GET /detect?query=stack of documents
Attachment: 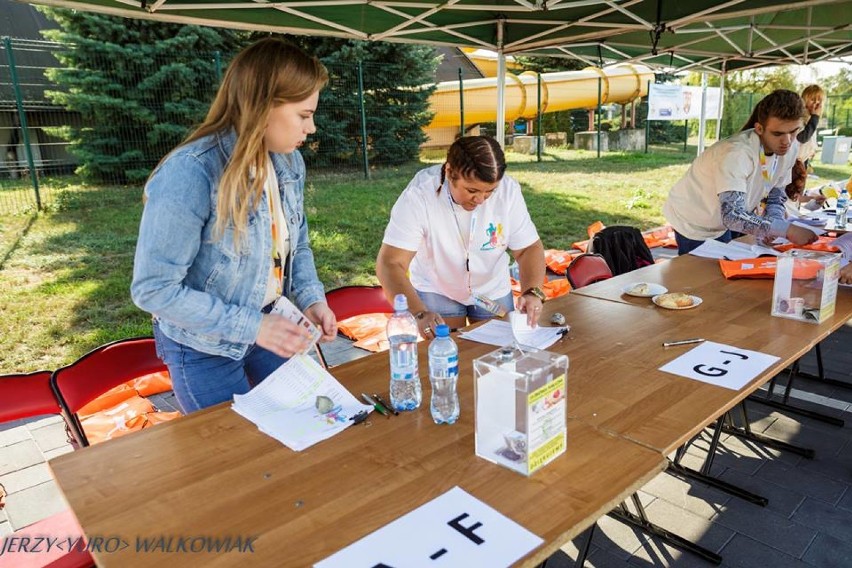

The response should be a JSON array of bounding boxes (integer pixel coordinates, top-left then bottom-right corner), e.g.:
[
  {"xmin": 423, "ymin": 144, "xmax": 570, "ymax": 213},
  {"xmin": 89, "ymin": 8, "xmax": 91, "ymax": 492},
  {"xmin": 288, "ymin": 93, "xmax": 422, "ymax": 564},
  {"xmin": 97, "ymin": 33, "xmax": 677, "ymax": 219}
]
[
  {"xmin": 232, "ymin": 354, "xmax": 372, "ymax": 451},
  {"xmin": 459, "ymin": 320, "xmax": 568, "ymax": 350},
  {"xmin": 689, "ymin": 240, "xmax": 781, "ymax": 260}
]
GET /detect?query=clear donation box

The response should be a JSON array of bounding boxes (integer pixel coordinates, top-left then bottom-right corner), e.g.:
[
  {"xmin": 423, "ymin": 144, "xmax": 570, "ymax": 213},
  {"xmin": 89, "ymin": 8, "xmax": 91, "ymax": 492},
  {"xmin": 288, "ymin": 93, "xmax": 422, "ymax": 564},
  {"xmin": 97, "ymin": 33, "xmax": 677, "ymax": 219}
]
[
  {"xmin": 771, "ymin": 250, "xmax": 840, "ymax": 324},
  {"xmin": 473, "ymin": 345, "xmax": 569, "ymax": 476}
]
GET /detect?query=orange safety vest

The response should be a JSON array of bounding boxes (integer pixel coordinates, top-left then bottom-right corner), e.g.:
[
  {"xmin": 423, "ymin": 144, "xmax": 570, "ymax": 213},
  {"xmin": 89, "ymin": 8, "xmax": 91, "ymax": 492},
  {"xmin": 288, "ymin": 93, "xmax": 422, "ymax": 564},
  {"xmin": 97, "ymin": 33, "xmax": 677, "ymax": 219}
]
[{"xmin": 719, "ymin": 257, "xmax": 824, "ymax": 280}]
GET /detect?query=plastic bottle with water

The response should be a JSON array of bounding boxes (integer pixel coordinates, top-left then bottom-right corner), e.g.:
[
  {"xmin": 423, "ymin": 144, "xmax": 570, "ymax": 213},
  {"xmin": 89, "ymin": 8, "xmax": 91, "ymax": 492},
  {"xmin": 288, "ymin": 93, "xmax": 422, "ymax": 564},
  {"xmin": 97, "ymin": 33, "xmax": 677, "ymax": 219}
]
[
  {"xmin": 428, "ymin": 324, "xmax": 459, "ymax": 425},
  {"xmin": 388, "ymin": 294, "xmax": 421, "ymax": 411},
  {"xmin": 837, "ymin": 188, "xmax": 850, "ymax": 228}
]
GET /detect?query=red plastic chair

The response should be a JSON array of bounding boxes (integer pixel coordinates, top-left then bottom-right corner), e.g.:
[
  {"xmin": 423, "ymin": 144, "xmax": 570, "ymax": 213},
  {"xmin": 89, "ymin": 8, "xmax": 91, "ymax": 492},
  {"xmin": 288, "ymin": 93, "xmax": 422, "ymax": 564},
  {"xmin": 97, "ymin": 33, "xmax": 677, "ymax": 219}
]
[
  {"xmin": 0, "ymin": 372, "xmax": 94, "ymax": 568},
  {"xmin": 325, "ymin": 285, "xmax": 393, "ymax": 321},
  {"xmin": 0, "ymin": 371, "xmax": 59, "ymax": 423},
  {"xmin": 51, "ymin": 337, "xmax": 169, "ymax": 448},
  {"xmin": 316, "ymin": 286, "xmax": 394, "ymax": 366},
  {"xmin": 566, "ymin": 253, "xmax": 614, "ymax": 289}
]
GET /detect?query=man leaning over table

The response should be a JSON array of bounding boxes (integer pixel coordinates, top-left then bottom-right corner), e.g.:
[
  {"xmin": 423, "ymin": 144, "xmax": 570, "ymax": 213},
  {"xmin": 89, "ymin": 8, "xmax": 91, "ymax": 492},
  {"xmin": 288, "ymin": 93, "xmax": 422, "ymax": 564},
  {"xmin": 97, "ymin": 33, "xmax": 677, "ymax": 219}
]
[{"xmin": 664, "ymin": 89, "xmax": 819, "ymax": 255}]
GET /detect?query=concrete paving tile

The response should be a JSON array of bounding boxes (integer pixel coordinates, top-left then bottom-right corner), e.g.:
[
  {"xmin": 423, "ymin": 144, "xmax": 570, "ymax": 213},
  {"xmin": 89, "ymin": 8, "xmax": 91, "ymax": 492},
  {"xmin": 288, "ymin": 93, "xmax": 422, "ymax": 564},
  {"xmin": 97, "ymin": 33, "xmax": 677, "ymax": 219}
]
[
  {"xmin": 791, "ymin": 497, "xmax": 852, "ymax": 543},
  {"xmin": 586, "ymin": 547, "xmax": 636, "ymax": 568},
  {"xmin": 25, "ymin": 416, "xmax": 63, "ymax": 431},
  {"xmin": 717, "ymin": 468, "xmax": 806, "ymax": 518},
  {"xmin": 795, "ymin": 438, "xmax": 852, "ymax": 484},
  {"xmin": 0, "ymin": 441, "xmax": 44, "ymax": 476},
  {"xmin": 592, "ymin": 514, "xmax": 650, "ymax": 560},
  {"xmin": 642, "ymin": 470, "xmax": 730, "ymax": 520},
  {"xmin": 801, "ymin": 532, "xmax": 852, "ymax": 568},
  {"xmin": 0, "ymin": 463, "xmax": 52, "ymax": 494},
  {"xmin": 836, "ymin": 488, "xmax": 852, "ymax": 513},
  {"xmin": 710, "ymin": 497, "xmax": 816, "ymax": 557},
  {"xmin": 718, "ymin": 534, "xmax": 813, "ymax": 568},
  {"xmin": 0, "ymin": 521, "xmax": 11, "ymax": 538},
  {"xmin": 755, "ymin": 460, "xmax": 847, "ymax": 504},
  {"xmin": 715, "ymin": 433, "xmax": 801, "ymax": 470},
  {"xmin": 643, "ymin": 499, "xmax": 734, "ymax": 552},
  {"xmin": 30, "ymin": 422, "xmax": 69, "ymax": 453},
  {"xmin": 3, "ymin": 481, "xmax": 67, "ymax": 530},
  {"xmin": 761, "ymin": 418, "xmax": 848, "ymax": 458},
  {"xmin": 629, "ymin": 534, "xmax": 730, "ymax": 568},
  {"xmin": 635, "ymin": 490, "xmax": 655, "ymax": 509},
  {"xmin": 0, "ymin": 426, "xmax": 32, "ymax": 448},
  {"xmin": 42, "ymin": 445, "xmax": 74, "ymax": 461}
]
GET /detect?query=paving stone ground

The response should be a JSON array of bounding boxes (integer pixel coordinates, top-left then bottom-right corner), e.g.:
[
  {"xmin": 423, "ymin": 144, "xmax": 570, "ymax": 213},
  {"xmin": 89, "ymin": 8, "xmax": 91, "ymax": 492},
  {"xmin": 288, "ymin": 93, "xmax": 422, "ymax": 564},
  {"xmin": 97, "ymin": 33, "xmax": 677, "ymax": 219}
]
[{"xmin": 2, "ymin": 248, "xmax": 851, "ymax": 566}]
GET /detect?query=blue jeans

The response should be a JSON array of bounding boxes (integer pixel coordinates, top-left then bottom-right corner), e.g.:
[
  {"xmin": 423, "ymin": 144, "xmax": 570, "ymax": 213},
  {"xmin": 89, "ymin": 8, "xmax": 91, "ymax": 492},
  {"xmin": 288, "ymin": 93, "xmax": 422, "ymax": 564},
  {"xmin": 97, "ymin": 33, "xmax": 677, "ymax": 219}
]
[
  {"xmin": 153, "ymin": 321, "xmax": 287, "ymax": 413},
  {"xmin": 416, "ymin": 290, "xmax": 515, "ymax": 321},
  {"xmin": 675, "ymin": 230, "xmax": 733, "ymax": 255}
]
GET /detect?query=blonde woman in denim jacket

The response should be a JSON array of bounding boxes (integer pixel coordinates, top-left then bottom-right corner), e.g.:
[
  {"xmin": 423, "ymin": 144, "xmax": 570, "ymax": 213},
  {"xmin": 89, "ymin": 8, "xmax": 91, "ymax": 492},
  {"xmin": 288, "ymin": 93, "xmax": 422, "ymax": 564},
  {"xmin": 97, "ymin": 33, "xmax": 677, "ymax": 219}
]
[{"xmin": 131, "ymin": 38, "xmax": 336, "ymax": 413}]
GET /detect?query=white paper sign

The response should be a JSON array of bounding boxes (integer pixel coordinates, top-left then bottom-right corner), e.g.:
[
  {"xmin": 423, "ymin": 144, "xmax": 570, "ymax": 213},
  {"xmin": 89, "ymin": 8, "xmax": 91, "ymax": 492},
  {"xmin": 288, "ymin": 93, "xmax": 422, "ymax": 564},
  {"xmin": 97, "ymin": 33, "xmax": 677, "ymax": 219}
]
[
  {"xmin": 648, "ymin": 84, "xmax": 721, "ymax": 120},
  {"xmin": 314, "ymin": 486, "xmax": 543, "ymax": 568},
  {"xmin": 659, "ymin": 341, "xmax": 780, "ymax": 390}
]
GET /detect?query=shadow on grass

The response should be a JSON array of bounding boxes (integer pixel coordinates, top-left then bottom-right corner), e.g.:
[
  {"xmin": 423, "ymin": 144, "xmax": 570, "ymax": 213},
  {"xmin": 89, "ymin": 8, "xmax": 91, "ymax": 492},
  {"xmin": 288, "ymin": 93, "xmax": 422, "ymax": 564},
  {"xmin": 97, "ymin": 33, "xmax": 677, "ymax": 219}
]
[{"xmin": 31, "ymin": 186, "xmax": 153, "ymax": 359}]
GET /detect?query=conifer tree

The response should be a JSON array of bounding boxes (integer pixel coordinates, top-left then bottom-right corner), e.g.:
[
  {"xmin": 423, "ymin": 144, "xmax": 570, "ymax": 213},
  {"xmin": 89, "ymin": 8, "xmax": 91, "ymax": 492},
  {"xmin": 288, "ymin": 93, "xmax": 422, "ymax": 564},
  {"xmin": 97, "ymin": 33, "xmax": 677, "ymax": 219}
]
[{"xmin": 41, "ymin": 9, "xmax": 248, "ymax": 183}]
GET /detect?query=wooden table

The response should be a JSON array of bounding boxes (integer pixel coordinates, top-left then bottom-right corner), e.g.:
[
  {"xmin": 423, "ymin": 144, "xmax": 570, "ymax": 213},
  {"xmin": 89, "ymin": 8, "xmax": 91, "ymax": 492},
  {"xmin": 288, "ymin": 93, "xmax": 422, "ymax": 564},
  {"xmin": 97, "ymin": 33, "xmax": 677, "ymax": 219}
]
[
  {"xmin": 50, "ymin": 252, "xmax": 851, "ymax": 567},
  {"xmin": 50, "ymin": 342, "xmax": 665, "ymax": 568},
  {"xmin": 549, "ymin": 253, "xmax": 852, "ymax": 453}
]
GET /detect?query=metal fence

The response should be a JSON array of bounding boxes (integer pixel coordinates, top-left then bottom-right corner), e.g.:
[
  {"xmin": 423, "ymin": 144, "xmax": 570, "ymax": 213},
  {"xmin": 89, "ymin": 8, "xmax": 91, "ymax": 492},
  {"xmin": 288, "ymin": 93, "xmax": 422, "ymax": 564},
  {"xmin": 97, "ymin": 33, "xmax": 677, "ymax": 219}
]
[
  {"xmin": 0, "ymin": 38, "xmax": 433, "ymax": 214},
  {"xmin": 3, "ymin": 35, "xmax": 851, "ymax": 215}
]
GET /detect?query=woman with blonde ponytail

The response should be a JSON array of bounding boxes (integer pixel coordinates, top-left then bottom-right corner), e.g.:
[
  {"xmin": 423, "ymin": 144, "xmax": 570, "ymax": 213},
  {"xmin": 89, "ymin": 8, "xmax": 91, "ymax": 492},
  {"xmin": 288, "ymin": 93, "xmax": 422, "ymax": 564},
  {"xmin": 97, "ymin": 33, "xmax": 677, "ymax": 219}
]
[{"xmin": 131, "ymin": 38, "xmax": 336, "ymax": 413}]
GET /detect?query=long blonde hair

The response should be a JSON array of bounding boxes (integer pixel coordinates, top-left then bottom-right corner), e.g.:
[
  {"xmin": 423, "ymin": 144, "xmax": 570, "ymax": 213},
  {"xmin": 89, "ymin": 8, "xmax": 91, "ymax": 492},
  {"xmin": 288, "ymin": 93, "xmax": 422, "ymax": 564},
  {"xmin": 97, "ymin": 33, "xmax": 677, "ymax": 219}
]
[{"xmin": 184, "ymin": 38, "xmax": 328, "ymax": 243}]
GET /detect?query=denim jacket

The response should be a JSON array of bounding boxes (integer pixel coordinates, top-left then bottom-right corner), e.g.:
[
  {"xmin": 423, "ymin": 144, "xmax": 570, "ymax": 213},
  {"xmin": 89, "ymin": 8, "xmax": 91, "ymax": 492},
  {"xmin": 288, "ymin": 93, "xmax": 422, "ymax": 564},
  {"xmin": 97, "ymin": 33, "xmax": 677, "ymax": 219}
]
[{"xmin": 131, "ymin": 130, "xmax": 326, "ymax": 359}]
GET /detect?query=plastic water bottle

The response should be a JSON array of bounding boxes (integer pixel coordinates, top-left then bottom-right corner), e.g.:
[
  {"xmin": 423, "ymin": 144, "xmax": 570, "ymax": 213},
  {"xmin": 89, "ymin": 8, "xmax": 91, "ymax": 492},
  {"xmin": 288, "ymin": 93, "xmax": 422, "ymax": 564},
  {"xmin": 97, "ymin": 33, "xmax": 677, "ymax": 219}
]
[
  {"xmin": 388, "ymin": 294, "xmax": 421, "ymax": 411},
  {"xmin": 428, "ymin": 324, "xmax": 459, "ymax": 425},
  {"xmin": 837, "ymin": 188, "xmax": 850, "ymax": 228}
]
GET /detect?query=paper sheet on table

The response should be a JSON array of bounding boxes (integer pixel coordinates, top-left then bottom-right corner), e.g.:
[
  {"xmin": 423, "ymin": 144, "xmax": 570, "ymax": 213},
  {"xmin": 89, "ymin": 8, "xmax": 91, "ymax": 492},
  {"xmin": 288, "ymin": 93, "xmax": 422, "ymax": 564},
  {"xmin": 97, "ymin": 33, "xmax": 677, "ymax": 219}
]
[
  {"xmin": 659, "ymin": 341, "xmax": 780, "ymax": 390},
  {"xmin": 315, "ymin": 486, "xmax": 543, "ymax": 568},
  {"xmin": 790, "ymin": 221, "xmax": 825, "ymax": 236},
  {"xmin": 232, "ymin": 354, "xmax": 372, "ymax": 451},
  {"xmin": 459, "ymin": 320, "xmax": 567, "ymax": 350},
  {"xmin": 689, "ymin": 240, "xmax": 779, "ymax": 260}
]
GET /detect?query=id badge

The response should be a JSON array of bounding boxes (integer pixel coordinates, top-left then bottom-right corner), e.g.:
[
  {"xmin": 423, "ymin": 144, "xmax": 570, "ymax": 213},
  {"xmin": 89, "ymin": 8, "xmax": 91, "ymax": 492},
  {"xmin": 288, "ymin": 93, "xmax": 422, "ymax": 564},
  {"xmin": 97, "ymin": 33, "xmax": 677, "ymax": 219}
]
[{"xmin": 472, "ymin": 293, "xmax": 509, "ymax": 318}]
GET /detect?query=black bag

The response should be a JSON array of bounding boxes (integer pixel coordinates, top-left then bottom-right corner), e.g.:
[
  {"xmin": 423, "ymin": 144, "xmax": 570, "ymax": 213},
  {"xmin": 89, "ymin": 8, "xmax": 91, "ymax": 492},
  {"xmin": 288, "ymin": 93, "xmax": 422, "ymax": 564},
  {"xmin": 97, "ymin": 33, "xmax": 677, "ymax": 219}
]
[{"xmin": 588, "ymin": 225, "xmax": 655, "ymax": 276}]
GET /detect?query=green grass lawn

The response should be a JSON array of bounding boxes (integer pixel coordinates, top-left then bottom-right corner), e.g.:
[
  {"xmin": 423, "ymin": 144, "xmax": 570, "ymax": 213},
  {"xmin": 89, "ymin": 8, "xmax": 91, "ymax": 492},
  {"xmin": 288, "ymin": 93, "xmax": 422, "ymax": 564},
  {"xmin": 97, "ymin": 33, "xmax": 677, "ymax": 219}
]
[{"xmin": 1, "ymin": 148, "xmax": 849, "ymax": 373}]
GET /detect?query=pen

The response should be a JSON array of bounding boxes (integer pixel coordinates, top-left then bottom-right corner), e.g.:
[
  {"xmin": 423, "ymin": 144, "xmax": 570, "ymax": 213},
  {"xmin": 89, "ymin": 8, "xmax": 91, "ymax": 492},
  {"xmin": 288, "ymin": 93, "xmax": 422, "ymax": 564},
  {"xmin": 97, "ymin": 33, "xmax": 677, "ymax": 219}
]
[
  {"xmin": 662, "ymin": 338, "xmax": 705, "ymax": 347},
  {"xmin": 361, "ymin": 393, "xmax": 390, "ymax": 418},
  {"xmin": 373, "ymin": 393, "xmax": 399, "ymax": 416}
]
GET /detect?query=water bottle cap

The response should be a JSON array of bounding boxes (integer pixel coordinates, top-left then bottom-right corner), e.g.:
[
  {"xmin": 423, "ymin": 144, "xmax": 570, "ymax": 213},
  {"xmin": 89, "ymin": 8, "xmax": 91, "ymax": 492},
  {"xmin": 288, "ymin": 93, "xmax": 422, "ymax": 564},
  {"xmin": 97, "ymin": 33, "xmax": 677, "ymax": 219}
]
[
  {"xmin": 435, "ymin": 324, "xmax": 450, "ymax": 337},
  {"xmin": 393, "ymin": 294, "xmax": 408, "ymax": 311}
]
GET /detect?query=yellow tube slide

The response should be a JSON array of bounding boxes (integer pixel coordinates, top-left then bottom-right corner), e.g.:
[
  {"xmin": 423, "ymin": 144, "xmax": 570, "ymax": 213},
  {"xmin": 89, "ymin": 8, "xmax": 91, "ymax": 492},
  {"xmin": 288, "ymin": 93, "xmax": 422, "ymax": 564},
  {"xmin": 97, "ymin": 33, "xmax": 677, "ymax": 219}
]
[{"xmin": 427, "ymin": 65, "xmax": 654, "ymax": 129}]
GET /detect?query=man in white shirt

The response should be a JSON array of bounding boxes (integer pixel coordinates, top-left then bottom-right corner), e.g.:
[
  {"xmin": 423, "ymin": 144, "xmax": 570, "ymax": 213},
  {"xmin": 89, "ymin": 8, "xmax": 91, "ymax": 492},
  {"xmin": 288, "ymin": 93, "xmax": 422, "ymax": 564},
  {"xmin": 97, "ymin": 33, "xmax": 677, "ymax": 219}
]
[{"xmin": 664, "ymin": 89, "xmax": 818, "ymax": 255}]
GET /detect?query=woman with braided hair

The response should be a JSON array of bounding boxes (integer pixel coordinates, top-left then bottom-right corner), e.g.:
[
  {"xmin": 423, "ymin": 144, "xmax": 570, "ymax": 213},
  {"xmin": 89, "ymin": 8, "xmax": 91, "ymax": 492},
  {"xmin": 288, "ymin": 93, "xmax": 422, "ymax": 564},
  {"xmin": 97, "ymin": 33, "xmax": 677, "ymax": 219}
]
[{"xmin": 376, "ymin": 136, "xmax": 546, "ymax": 337}]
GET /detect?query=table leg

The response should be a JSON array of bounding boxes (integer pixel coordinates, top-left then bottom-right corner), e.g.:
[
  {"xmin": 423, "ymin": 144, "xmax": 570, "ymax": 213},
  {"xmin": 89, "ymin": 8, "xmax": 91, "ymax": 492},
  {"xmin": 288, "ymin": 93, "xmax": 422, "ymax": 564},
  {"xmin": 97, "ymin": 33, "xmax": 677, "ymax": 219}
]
[
  {"xmin": 607, "ymin": 494, "xmax": 722, "ymax": 565},
  {"xmin": 722, "ymin": 402, "xmax": 816, "ymax": 459}
]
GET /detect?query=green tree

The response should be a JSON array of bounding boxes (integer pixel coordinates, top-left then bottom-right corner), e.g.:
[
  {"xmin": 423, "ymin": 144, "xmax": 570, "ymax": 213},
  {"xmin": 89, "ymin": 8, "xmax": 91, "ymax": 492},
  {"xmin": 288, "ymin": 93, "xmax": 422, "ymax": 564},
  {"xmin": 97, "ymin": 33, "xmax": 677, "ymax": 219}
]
[
  {"xmin": 513, "ymin": 55, "xmax": 586, "ymax": 74},
  {"xmin": 40, "ymin": 9, "xmax": 248, "ymax": 183},
  {"xmin": 287, "ymin": 37, "xmax": 439, "ymax": 167}
]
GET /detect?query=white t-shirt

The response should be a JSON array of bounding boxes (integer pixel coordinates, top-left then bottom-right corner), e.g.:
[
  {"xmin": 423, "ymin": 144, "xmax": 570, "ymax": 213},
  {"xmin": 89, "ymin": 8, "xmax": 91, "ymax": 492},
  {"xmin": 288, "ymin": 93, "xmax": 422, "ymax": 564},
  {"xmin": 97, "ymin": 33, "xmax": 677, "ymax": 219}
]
[
  {"xmin": 663, "ymin": 129, "xmax": 797, "ymax": 240},
  {"xmin": 382, "ymin": 165, "xmax": 540, "ymax": 304}
]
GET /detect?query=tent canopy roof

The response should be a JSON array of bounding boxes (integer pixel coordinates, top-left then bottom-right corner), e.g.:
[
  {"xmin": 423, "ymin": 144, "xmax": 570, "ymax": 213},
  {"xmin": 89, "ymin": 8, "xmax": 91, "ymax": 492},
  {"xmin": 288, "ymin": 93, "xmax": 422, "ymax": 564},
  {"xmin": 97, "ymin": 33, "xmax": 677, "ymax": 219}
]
[{"xmin": 11, "ymin": 0, "xmax": 852, "ymax": 73}]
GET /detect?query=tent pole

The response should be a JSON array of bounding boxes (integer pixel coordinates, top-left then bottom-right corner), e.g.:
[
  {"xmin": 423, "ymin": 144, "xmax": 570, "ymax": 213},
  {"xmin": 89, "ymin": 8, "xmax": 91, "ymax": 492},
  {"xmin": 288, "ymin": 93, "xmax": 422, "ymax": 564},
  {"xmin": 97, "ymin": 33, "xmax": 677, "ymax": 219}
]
[
  {"xmin": 697, "ymin": 72, "xmax": 708, "ymax": 156},
  {"xmin": 715, "ymin": 62, "xmax": 727, "ymax": 142},
  {"xmin": 496, "ymin": 18, "xmax": 506, "ymax": 148}
]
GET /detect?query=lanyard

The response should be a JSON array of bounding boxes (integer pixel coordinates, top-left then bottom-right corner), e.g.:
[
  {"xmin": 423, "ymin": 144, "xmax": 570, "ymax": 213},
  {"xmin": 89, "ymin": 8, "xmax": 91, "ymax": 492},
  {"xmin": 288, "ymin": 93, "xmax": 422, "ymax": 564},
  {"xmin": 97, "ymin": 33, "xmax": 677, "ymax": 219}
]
[
  {"xmin": 446, "ymin": 181, "xmax": 478, "ymax": 296},
  {"xmin": 265, "ymin": 172, "xmax": 284, "ymax": 296},
  {"xmin": 758, "ymin": 145, "xmax": 778, "ymax": 196}
]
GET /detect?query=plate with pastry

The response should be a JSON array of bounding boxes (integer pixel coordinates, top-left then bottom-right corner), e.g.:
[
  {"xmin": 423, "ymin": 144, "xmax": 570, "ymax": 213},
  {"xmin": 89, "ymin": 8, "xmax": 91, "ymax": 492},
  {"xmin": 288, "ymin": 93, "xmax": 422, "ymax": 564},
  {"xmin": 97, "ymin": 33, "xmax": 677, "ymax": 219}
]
[
  {"xmin": 652, "ymin": 292, "xmax": 702, "ymax": 310},
  {"xmin": 622, "ymin": 282, "xmax": 668, "ymax": 298}
]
